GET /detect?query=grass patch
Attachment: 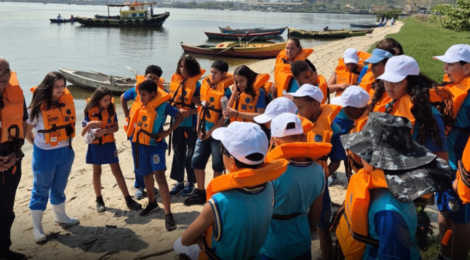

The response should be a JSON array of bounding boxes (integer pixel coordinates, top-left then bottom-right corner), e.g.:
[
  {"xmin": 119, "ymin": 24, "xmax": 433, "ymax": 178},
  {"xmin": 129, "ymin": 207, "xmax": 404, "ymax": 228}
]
[{"xmin": 367, "ymin": 17, "xmax": 470, "ymax": 82}]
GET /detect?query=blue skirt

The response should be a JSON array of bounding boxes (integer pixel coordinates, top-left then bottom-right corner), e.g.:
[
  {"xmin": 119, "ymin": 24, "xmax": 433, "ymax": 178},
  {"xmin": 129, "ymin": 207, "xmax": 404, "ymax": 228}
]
[{"xmin": 86, "ymin": 142, "xmax": 119, "ymax": 165}]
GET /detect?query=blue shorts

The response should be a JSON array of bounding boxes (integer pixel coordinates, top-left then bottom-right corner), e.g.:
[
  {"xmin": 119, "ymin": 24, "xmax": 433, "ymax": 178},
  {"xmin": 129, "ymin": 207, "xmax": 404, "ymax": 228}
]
[
  {"xmin": 436, "ymin": 188, "xmax": 470, "ymax": 224},
  {"xmin": 261, "ymin": 249, "xmax": 311, "ymax": 260},
  {"xmin": 86, "ymin": 142, "xmax": 119, "ymax": 165},
  {"xmin": 191, "ymin": 137, "xmax": 224, "ymax": 172},
  {"xmin": 317, "ymin": 185, "xmax": 331, "ymax": 230},
  {"xmin": 137, "ymin": 144, "xmax": 166, "ymax": 176}
]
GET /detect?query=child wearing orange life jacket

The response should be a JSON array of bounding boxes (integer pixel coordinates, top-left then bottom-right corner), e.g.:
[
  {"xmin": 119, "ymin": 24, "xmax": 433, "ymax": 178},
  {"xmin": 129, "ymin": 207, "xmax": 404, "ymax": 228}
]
[
  {"xmin": 25, "ymin": 72, "xmax": 79, "ymax": 243},
  {"xmin": 330, "ymin": 86, "xmax": 370, "ymax": 182},
  {"xmin": 120, "ymin": 65, "xmax": 163, "ymax": 200},
  {"xmin": 433, "ymin": 44, "xmax": 470, "ymax": 260},
  {"xmin": 224, "ymin": 65, "xmax": 267, "ymax": 123},
  {"xmin": 261, "ymin": 113, "xmax": 328, "ymax": 260},
  {"xmin": 337, "ymin": 112, "xmax": 452, "ymax": 260},
  {"xmin": 168, "ymin": 55, "xmax": 204, "ymax": 198},
  {"xmin": 178, "ymin": 122, "xmax": 288, "ymax": 260},
  {"xmin": 456, "ymin": 138, "xmax": 470, "ymax": 204},
  {"xmin": 290, "ymin": 60, "xmax": 329, "ymax": 104},
  {"xmin": 290, "ymin": 84, "xmax": 346, "ymax": 260},
  {"xmin": 129, "ymin": 80, "xmax": 184, "ymax": 231},
  {"xmin": 272, "ymin": 37, "xmax": 313, "ymax": 98},
  {"xmin": 82, "ymin": 87, "xmax": 141, "ymax": 213},
  {"xmin": 184, "ymin": 61, "xmax": 232, "ymax": 206}
]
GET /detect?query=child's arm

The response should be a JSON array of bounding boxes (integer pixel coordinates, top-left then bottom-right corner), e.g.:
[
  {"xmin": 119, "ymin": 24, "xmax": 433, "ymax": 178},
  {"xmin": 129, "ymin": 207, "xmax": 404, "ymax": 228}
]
[
  {"xmin": 308, "ymin": 193, "xmax": 324, "ymax": 234},
  {"xmin": 157, "ymin": 111, "xmax": 184, "ymax": 140},
  {"xmin": 120, "ymin": 93, "xmax": 130, "ymax": 118},
  {"xmin": 327, "ymin": 73, "xmax": 348, "ymax": 93},
  {"xmin": 81, "ymin": 121, "xmax": 102, "ymax": 137},
  {"xmin": 181, "ymin": 203, "xmax": 215, "ymax": 249},
  {"xmin": 25, "ymin": 123, "xmax": 35, "ymax": 145}
]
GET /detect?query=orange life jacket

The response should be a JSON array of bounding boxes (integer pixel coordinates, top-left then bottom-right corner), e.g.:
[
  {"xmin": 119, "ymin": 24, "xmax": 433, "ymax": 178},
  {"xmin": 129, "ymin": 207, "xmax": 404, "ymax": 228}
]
[
  {"xmin": 456, "ymin": 139, "xmax": 470, "ymax": 204},
  {"xmin": 199, "ymin": 159, "xmax": 289, "ymax": 260},
  {"xmin": 232, "ymin": 73, "xmax": 270, "ymax": 122},
  {"xmin": 86, "ymin": 102, "xmax": 116, "ymax": 145},
  {"xmin": 371, "ymin": 90, "xmax": 392, "ymax": 113},
  {"xmin": 266, "ymin": 142, "xmax": 332, "ymax": 162},
  {"xmin": 359, "ymin": 70, "xmax": 375, "ymax": 94},
  {"xmin": 346, "ymin": 110, "xmax": 369, "ymax": 179},
  {"xmin": 336, "ymin": 168, "xmax": 389, "ymax": 260},
  {"xmin": 444, "ymin": 76, "xmax": 470, "ymax": 120},
  {"xmin": 334, "ymin": 51, "xmax": 371, "ymax": 96},
  {"xmin": 1, "ymin": 71, "xmax": 25, "ymax": 144},
  {"xmin": 273, "ymin": 48, "xmax": 314, "ymax": 98},
  {"xmin": 199, "ymin": 74, "xmax": 233, "ymax": 124},
  {"xmin": 129, "ymin": 88, "xmax": 171, "ymax": 145},
  {"xmin": 124, "ymin": 75, "xmax": 166, "ymax": 133},
  {"xmin": 31, "ymin": 86, "xmax": 76, "ymax": 147},
  {"xmin": 317, "ymin": 75, "xmax": 329, "ymax": 104},
  {"xmin": 306, "ymin": 104, "xmax": 341, "ymax": 177},
  {"xmin": 384, "ymin": 94, "xmax": 416, "ymax": 128},
  {"xmin": 168, "ymin": 69, "xmax": 205, "ymax": 110}
]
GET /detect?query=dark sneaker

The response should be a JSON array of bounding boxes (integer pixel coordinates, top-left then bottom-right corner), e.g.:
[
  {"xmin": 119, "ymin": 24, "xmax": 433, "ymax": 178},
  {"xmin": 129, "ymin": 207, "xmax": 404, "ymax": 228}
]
[
  {"xmin": 96, "ymin": 196, "xmax": 106, "ymax": 213},
  {"xmin": 0, "ymin": 249, "xmax": 26, "ymax": 260},
  {"xmin": 182, "ymin": 182, "xmax": 195, "ymax": 197},
  {"xmin": 139, "ymin": 201, "xmax": 160, "ymax": 217},
  {"xmin": 328, "ymin": 174, "xmax": 338, "ymax": 187},
  {"xmin": 135, "ymin": 187, "xmax": 146, "ymax": 200},
  {"xmin": 125, "ymin": 196, "xmax": 142, "ymax": 210},
  {"xmin": 169, "ymin": 182, "xmax": 184, "ymax": 197},
  {"xmin": 184, "ymin": 189, "xmax": 206, "ymax": 206},
  {"xmin": 165, "ymin": 213, "xmax": 177, "ymax": 231}
]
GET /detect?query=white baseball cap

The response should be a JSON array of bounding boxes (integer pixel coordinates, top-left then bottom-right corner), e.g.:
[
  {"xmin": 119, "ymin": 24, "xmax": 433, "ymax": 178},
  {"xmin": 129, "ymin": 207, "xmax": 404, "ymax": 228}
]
[
  {"xmin": 254, "ymin": 97, "xmax": 297, "ymax": 124},
  {"xmin": 212, "ymin": 122, "xmax": 268, "ymax": 165},
  {"xmin": 343, "ymin": 48, "xmax": 359, "ymax": 64},
  {"xmin": 289, "ymin": 84, "xmax": 324, "ymax": 103},
  {"xmin": 271, "ymin": 113, "xmax": 304, "ymax": 138},
  {"xmin": 331, "ymin": 86, "xmax": 370, "ymax": 108},
  {"xmin": 434, "ymin": 44, "xmax": 470, "ymax": 63},
  {"xmin": 377, "ymin": 55, "xmax": 420, "ymax": 83},
  {"xmin": 173, "ymin": 237, "xmax": 199, "ymax": 260}
]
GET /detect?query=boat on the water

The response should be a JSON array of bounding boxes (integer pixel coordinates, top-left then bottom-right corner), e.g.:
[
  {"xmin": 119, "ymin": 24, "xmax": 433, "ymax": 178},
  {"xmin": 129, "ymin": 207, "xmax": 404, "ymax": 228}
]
[
  {"xmin": 350, "ymin": 23, "xmax": 380, "ymax": 28},
  {"xmin": 218, "ymin": 26, "xmax": 288, "ymax": 36},
  {"xmin": 288, "ymin": 28, "xmax": 350, "ymax": 39},
  {"xmin": 75, "ymin": 2, "xmax": 169, "ymax": 28},
  {"xmin": 181, "ymin": 41, "xmax": 286, "ymax": 59},
  {"xmin": 205, "ymin": 31, "xmax": 278, "ymax": 41},
  {"xmin": 50, "ymin": 18, "xmax": 75, "ymax": 23},
  {"xmin": 349, "ymin": 30, "xmax": 368, "ymax": 37},
  {"xmin": 59, "ymin": 68, "xmax": 136, "ymax": 94}
]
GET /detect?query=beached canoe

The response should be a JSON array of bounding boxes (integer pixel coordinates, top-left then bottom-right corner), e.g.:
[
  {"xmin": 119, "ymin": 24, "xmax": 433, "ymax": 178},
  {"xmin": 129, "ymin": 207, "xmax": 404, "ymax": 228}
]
[
  {"xmin": 204, "ymin": 31, "xmax": 278, "ymax": 41},
  {"xmin": 50, "ymin": 18, "xmax": 75, "ymax": 23},
  {"xmin": 58, "ymin": 68, "xmax": 135, "ymax": 94},
  {"xmin": 219, "ymin": 26, "xmax": 288, "ymax": 36},
  {"xmin": 350, "ymin": 23, "xmax": 380, "ymax": 28},
  {"xmin": 181, "ymin": 41, "xmax": 286, "ymax": 59},
  {"xmin": 349, "ymin": 31, "xmax": 368, "ymax": 37},
  {"xmin": 288, "ymin": 28, "xmax": 350, "ymax": 39}
]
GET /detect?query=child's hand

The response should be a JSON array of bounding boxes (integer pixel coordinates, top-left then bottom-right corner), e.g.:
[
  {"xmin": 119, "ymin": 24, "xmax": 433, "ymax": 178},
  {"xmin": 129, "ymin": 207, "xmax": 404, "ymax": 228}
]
[
  {"xmin": 179, "ymin": 109, "xmax": 189, "ymax": 117},
  {"xmin": 198, "ymin": 130, "xmax": 212, "ymax": 141},
  {"xmin": 223, "ymin": 107, "xmax": 237, "ymax": 119},
  {"xmin": 196, "ymin": 235, "xmax": 206, "ymax": 252},
  {"xmin": 89, "ymin": 121, "xmax": 102, "ymax": 128},
  {"xmin": 191, "ymin": 96, "xmax": 201, "ymax": 106},
  {"xmin": 156, "ymin": 130, "xmax": 171, "ymax": 140},
  {"xmin": 94, "ymin": 129, "xmax": 105, "ymax": 138}
]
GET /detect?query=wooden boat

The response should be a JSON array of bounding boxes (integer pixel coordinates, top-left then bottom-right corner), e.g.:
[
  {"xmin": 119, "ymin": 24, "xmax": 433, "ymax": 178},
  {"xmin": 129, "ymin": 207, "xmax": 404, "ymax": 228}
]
[
  {"xmin": 288, "ymin": 28, "xmax": 350, "ymax": 39},
  {"xmin": 349, "ymin": 31, "xmax": 368, "ymax": 37},
  {"xmin": 350, "ymin": 23, "xmax": 380, "ymax": 28},
  {"xmin": 205, "ymin": 31, "xmax": 278, "ymax": 41},
  {"xmin": 181, "ymin": 41, "xmax": 286, "ymax": 59},
  {"xmin": 50, "ymin": 18, "xmax": 75, "ymax": 23},
  {"xmin": 75, "ymin": 2, "xmax": 169, "ymax": 28},
  {"xmin": 218, "ymin": 26, "xmax": 287, "ymax": 36},
  {"xmin": 352, "ymin": 29, "xmax": 374, "ymax": 33},
  {"xmin": 58, "ymin": 68, "xmax": 135, "ymax": 94}
]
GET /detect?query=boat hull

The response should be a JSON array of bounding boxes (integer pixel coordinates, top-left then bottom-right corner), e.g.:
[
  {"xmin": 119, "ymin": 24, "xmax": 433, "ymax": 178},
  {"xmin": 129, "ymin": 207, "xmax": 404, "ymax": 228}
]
[
  {"xmin": 288, "ymin": 28, "xmax": 350, "ymax": 39},
  {"xmin": 204, "ymin": 31, "xmax": 277, "ymax": 41},
  {"xmin": 75, "ymin": 12, "xmax": 169, "ymax": 27},
  {"xmin": 219, "ymin": 26, "xmax": 287, "ymax": 36},
  {"xmin": 350, "ymin": 23, "xmax": 380, "ymax": 28},
  {"xmin": 180, "ymin": 42, "xmax": 286, "ymax": 59},
  {"xmin": 59, "ymin": 68, "xmax": 135, "ymax": 94},
  {"xmin": 50, "ymin": 19, "xmax": 75, "ymax": 23}
]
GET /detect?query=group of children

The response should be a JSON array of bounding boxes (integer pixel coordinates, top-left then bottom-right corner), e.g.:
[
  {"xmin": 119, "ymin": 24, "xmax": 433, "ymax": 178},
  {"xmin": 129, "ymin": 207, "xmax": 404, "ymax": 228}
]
[{"xmin": 2, "ymin": 37, "xmax": 468, "ymax": 260}]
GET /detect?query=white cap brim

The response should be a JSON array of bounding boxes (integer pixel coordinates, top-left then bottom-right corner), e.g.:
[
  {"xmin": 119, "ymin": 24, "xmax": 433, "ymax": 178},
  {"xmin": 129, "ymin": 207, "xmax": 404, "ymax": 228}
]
[
  {"xmin": 377, "ymin": 72, "xmax": 407, "ymax": 83},
  {"xmin": 254, "ymin": 114, "xmax": 273, "ymax": 124},
  {"xmin": 173, "ymin": 238, "xmax": 199, "ymax": 260},
  {"xmin": 331, "ymin": 96, "xmax": 344, "ymax": 107},
  {"xmin": 212, "ymin": 127, "xmax": 227, "ymax": 141},
  {"xmin": 344, "ymin": 58, "xmax": 358, "ymax": 64},
  {"xmin": 433, "ymin": 55, "xmax": 460, "ymax": 63}
]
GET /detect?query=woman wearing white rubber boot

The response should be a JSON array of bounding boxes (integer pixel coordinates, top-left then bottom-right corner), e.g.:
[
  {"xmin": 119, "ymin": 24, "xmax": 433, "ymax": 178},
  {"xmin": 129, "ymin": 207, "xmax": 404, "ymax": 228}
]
[{"xmin": 26, "ymin": 72, "xmax": 79, "ymax": 243}]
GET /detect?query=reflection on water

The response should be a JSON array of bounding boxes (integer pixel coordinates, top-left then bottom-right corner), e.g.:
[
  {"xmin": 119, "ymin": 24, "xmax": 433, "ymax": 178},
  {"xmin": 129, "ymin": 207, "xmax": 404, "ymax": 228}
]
[{"xmin": 67, "ymin": 84, "xmax": 123, "ymax": 103}]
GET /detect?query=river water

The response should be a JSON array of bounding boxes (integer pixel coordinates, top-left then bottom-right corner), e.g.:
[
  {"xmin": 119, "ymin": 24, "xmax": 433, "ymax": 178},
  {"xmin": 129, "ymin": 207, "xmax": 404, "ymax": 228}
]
[{"xmin": 0, "ymin": 1, "xmax": 375, "ymax": 106}]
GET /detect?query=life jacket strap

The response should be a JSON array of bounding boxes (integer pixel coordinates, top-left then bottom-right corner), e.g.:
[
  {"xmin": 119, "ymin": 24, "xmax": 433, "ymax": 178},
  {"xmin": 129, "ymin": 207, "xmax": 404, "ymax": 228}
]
[
  {"xmin": 135, "ymin": 129, "xmax": 162, "ymax": 169},
  {"xmin": 459, "ymin": 160, "xmax": 470, "ymax": 188},
  {"xmin": 343, "ymin": 214, "xmax": 380, "ymax": 246},
  {"xmin": 4, "ymin": 125, "xmax": 25, "ymax": 159},
  {"xmin": 272, "ymin": 212, "xmax": 302, "ymax": 220},
  {"xmin": 197, "ymin": 104, "xmax": 222, "ymax": 140},
  {"xmin": 329, "ymin": 203, "xmax": 345, "ymax": 232},
  {"xmin": 37, "ymin": 123, "xmax": 74, "ymax": 149}
]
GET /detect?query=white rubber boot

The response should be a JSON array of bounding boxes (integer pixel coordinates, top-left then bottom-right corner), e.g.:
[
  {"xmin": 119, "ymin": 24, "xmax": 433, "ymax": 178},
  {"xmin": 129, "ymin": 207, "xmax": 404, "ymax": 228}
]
[
  {"xmin": 31, "ymin": 210, "xmax": 47, "ymax": 243},
  {"xmin": 52, "ymin": 203, "xmax": 79, "ymax": 225}
]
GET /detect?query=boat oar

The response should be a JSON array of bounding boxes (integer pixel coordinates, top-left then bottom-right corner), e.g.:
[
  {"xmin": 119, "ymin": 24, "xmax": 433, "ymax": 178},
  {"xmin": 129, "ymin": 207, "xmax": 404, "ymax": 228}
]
[
  {"xmin": 127, "ymin": 66, "xmax": 138, "ymax": 76},
  {"xmin": 212, "ymin": 30, "xmax": 251, "ymax": 57}
]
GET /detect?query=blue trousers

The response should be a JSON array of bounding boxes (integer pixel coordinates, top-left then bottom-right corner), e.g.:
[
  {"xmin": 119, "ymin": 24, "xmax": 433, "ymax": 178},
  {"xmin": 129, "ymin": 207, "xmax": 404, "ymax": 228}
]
[
  {"xmin": 29, "ymin": 145, "xmax": 75, "ymax": 211},
  {"xmin": 130, "ymin": 140, "xmax": 145, "ymax": 189}
]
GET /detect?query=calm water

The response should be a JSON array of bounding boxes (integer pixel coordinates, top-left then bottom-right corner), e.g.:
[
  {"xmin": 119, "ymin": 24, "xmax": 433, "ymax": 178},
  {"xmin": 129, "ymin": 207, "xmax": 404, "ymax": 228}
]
[{"xmin": 0, "ymin": 1, "xmax": 376, "ymax": 107}]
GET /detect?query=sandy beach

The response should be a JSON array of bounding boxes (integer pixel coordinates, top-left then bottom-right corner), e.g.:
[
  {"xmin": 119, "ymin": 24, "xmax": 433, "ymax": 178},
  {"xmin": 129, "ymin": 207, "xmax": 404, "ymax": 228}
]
[{"xmin": 9, "ymin": 21, "xmax": 415, "ymax": 260}]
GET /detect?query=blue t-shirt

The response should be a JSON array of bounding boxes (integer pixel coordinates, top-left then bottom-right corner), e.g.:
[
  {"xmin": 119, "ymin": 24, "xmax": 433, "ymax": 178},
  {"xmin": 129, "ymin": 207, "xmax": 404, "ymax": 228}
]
[
  {"xmin": 204, "ymin": 88, "xmax": 232, "ymax": 132},
  {"xmin": 329, "ymin": 123, "xmax": 347, "ymax": 161},
  {"xmin": 178, "ymin": 81, "xmax": 201, "ymax": 128},
  {"xmin": 209, "ymin": 183, "xmax": 274, "ymax": 260},
  {"xmin": 290, "ymin": 79, "xmax": 300, "ymax": 93},
  {"xmin": 261, "ymin": 161, "xmax": 325, "ymax": 259},
  {"xmin": 363, "ymin": 188, "xmax": 421, "ymax": 260},
  {"xmin": 123, "ymin": 87, "xmax": 138, "ymax": 102},
  {"xmin": 358, "ymin": 65, "xmax": 369, "ymax": 84},
  {"xmin": 447, "ymin": 94, "xmax": 470, "ymax": 170},
  {"xmin": 257, "ymin": 88, "xmax": 267, "ymax": 109},
  {"xmin": 334, "ymin": 109, "xmax": 355, "ymax": 136}
]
